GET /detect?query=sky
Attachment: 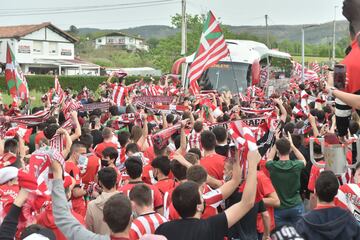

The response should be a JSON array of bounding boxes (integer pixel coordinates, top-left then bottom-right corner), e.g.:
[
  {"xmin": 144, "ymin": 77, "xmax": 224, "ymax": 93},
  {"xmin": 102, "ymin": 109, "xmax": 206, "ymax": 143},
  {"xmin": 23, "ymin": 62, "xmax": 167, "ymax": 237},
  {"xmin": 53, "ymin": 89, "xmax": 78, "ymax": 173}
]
[{"xmin": 0, "ymin": 0, "xmax": 346, "ymax": 30}]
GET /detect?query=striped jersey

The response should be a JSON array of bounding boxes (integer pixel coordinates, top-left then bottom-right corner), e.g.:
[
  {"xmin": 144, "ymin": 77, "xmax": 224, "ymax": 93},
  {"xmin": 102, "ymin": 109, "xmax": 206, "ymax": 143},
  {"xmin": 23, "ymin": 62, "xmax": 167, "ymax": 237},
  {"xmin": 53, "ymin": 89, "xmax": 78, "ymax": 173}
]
[
  {"xmin": 111, "ymin": 84, "xmax": 127, "ymax": 106},
  {"xmin": 129, "ymin": 212, "xmax": 167, "ymax": 240},
  {"xmin": 335, "ymin": 183, "xmax": 360, "ymax": 223}
]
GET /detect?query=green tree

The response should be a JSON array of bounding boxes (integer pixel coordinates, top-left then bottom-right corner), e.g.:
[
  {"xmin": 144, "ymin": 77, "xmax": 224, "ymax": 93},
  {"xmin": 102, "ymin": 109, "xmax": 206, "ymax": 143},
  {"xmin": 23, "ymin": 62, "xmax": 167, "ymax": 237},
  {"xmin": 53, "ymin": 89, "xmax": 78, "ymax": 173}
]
[{"xmin": 69, "ymin": 25, "xmax": 79, "ymax": 35}]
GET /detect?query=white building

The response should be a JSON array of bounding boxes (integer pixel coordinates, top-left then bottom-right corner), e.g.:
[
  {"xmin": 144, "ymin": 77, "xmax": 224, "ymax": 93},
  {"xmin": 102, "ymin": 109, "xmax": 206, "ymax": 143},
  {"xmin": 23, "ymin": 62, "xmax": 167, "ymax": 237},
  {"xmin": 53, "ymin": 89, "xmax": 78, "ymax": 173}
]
[
  {"xmin": 0, "ymin": 22, "xmax": 100, "ymax": 75},
  {"xmin": 95, "ymin": 32, "xmax": 149, "ymax": 51},
  {"xmin": 104, "ymin": 67, "xmax": 162, "ymax": 77}
]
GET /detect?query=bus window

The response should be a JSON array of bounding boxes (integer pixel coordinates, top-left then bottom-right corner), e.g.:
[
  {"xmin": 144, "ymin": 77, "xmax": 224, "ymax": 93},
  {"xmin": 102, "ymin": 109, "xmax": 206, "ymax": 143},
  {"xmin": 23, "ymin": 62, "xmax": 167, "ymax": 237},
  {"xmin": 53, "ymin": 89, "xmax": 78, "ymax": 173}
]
[{"xmin": 197, "ymin": 62, "xmax": 251, "ymax": 93}]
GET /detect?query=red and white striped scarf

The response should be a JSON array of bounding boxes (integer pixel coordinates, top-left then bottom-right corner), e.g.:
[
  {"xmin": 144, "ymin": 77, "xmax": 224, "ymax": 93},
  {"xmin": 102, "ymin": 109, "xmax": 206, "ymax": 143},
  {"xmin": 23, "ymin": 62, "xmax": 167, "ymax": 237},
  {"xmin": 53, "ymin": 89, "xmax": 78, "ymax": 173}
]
[
  {"xmin": 50, "ymin": 119, "xmax": 73, "ymax": 152},
  {"xmin": 63, "ymin": 98, "xmax": 82, "ymax": 120},
  {"xmin": 228, "ymin": 120, "xmax": 257, "ymax": 178},
  {"xmin": 112, "ymin": 113, "xmax": 140, "ymax": 130},
  {"xmin": 188, "ymin": 130, "xmax": 202, "ymax": 149}
]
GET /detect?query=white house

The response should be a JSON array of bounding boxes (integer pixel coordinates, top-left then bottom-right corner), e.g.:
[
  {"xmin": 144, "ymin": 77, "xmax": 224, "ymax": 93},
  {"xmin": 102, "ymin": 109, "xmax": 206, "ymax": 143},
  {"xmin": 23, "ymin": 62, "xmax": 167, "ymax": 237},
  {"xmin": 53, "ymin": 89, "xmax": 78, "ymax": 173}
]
[
  {"xmin": 0, "ymin": 22, "xmax": 100, "ymax": 75},
  {"xmin": 95, "ymin": 32, "xmax": 149, "ymax": 51}
]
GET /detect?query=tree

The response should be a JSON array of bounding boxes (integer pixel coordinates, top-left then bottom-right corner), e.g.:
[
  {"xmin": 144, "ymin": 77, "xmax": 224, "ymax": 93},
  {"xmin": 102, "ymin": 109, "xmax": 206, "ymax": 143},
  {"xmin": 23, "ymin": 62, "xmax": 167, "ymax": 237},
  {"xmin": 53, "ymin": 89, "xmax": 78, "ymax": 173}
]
[{"xmin": 69, "ymin": 25, "xmax": 79, "ymax": 35}]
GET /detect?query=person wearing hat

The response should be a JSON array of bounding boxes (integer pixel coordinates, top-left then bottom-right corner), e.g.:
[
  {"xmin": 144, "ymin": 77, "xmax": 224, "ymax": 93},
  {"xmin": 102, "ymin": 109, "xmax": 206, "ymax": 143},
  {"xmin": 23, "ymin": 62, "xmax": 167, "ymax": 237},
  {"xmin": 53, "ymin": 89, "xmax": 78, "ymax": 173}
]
[
  {"xmin": 0, "ymin": 166, "xmax": 20, "ymax": 218},
  {"xmin": 0, "ymin": 168, "xmax": 41, "ymax": 240}
]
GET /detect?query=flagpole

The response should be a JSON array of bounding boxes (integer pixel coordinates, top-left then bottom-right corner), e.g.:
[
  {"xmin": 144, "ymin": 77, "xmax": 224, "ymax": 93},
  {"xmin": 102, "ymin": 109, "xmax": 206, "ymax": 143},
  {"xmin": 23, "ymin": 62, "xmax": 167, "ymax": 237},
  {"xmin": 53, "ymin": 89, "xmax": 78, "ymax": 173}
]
[{"xmin": 228, "ymin": 54, "xmax": 241, "ymax": 104}]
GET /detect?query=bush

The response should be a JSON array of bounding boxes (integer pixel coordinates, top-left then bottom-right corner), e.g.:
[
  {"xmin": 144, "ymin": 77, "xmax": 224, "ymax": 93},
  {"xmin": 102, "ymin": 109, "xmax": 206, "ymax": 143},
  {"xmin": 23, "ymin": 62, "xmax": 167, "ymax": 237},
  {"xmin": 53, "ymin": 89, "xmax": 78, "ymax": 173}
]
[{"xmin": 0, "ymin": 75, "xmax": 159, "ymax": 93}]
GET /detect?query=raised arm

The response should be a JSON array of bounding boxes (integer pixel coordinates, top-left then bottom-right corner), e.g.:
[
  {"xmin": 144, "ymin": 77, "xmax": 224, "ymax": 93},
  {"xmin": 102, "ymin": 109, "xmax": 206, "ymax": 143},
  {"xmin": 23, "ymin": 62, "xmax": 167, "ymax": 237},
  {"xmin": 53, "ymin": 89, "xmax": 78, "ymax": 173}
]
[
  {"xmin": 288, "ymin": 132, "xmax": 306, "ymax": 166},
  {"xmin": 218, "ymin": 148, "xmax": 242, "ymax": 199},
  {"xmin": 273, "ymin": 98, "xmax": 287, "ymax": 122},
  {"xmin": 106, "ymin": 72, "xmax": 115, "ymax": 87},
  {"xmin": 224, "ymin": 150, "xmax": 260, "ymax": 228},
  {"xmin": 56, "ymin": 128, "xmax": 72, "ymax": 158},
  {"xmin": 178, "ymin": 120, "xmax": 188, "ymax": 155},
  {"xmin": 50, "ymin": 161, "xmax": 107, "ymax": 240},
  {"xmin": 137, "ymin": 115, "xmax": 149, "ymax": 151},
  {"xmin": 70, "ymin": 111, "xmax": 81, "ymax": 142}
]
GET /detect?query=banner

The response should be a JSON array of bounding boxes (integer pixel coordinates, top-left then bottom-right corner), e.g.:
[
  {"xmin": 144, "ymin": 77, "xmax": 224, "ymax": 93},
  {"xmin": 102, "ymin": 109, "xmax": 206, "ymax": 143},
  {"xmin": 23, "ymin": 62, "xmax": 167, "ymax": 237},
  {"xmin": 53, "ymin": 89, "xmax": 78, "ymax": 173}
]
[
  {"xmin": 80, "ymin": 102, "xmax": 110, "ymax": 112},
  {"xmin": 133, "ymin": 96, "xmax": 174, "ymax": 104}
]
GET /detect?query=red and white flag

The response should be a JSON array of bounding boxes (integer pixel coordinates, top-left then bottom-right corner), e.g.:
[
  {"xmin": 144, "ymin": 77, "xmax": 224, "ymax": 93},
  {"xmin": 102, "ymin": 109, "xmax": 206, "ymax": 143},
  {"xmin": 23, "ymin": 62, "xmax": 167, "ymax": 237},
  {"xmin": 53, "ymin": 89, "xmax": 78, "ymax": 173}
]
[
  {"xmin": 310, "ymin": 62, "xmax": 321, "ymax": 73},
  {"xmin": 187, "ymin": 11, "xmax": 229, "ymax": 94}
]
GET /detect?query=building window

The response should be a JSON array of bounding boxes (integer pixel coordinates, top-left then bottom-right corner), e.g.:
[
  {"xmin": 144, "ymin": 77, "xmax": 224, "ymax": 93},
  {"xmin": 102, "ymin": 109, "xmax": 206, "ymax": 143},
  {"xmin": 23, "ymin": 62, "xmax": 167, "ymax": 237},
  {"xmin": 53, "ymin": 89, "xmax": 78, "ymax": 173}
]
[
  {"xmin": 97, "ymin": 39, "xmax": 102, "ymax": 43},
  {"xmin": 129, "ymin": 38, "xmax": 134, "ymax": 43},
  {"xmin": 49, "ymin": 42, "xmax": 57, "ymax": 54},
  {"xmin": 33, "ymin": 41, "xmax": 43, "ymax": 54},
  {"xmin": 107, "ymin": 38, "xmax": 114, "ymax": 44}
]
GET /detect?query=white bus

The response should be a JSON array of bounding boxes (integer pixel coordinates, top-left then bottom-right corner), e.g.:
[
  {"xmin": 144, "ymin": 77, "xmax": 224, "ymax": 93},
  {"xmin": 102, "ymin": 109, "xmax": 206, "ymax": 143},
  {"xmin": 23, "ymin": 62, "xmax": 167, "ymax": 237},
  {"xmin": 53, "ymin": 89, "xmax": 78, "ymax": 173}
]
[{"xmin": 171, "ymin": 40, "xmax": 293, "ymax": 95}]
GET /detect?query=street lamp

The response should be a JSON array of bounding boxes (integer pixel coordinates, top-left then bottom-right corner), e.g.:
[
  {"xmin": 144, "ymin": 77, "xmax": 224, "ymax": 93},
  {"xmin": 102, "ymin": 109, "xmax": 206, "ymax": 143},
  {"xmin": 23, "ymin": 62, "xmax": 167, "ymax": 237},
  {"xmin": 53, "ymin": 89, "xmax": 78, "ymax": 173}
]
[{"xmin": 301, "ymin": 25, "xmax": 318, "ymax": 82}]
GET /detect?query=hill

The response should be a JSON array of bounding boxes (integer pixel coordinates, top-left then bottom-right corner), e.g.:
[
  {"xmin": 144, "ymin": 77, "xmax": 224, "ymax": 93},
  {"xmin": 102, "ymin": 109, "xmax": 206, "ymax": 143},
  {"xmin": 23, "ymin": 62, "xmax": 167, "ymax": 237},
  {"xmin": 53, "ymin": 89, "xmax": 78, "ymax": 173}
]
[{"xmin": 76, "ymin": 20, "xmax": 349, "ymax": 44}]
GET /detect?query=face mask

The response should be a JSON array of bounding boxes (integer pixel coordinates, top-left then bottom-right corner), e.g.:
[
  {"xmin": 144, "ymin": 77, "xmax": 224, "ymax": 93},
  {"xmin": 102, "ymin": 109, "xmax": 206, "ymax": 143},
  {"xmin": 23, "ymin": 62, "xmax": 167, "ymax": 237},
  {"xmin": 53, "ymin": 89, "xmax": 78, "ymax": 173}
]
[
  {"xmin": 132, "ymin": 211, "xmax": 138, "ymax": 218},
  {"xmin": 78, "ymin": 155, "xmax": 88, "ymax": 174},
  {"xmin": 101, "ymin": 160, "xmax": 109, "ymax": 167}
]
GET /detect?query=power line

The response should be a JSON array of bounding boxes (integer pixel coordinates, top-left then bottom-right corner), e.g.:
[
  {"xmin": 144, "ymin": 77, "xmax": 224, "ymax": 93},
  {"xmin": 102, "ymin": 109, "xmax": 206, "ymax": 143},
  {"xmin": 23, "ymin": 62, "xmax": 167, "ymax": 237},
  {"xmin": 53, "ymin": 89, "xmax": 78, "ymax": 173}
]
[
  {"xmin": 0, "ymin": 0, "xmax": 176, "ymax": 12},
  {"xmin": 0, "ymin": 0, "xmax": 179, "ymax": 17}
]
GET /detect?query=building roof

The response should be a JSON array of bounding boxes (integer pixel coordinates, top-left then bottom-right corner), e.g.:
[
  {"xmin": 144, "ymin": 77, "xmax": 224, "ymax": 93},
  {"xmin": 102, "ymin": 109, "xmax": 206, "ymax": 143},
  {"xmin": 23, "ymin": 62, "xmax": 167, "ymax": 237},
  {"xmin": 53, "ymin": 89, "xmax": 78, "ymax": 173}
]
[
  {"xmin": 0, "ymin": 22, "xmax": 78, "ymax": 43},
  {"xmin": 33, "ymin": 58, "xmax": 99, "ymax": 68},
  {"xmin": 98, "ymin": 31, "xmax": 144, "ymax": 40}
]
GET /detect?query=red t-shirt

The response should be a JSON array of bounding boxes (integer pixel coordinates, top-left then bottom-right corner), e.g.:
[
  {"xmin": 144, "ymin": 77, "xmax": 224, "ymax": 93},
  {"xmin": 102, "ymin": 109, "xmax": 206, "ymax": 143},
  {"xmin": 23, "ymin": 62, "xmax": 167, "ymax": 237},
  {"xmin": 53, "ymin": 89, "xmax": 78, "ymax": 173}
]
[
  {"xmin": 35, "ymin": 131, "xmax": 45, "ymax": 145},
  {"xmin": 342, "ymin": 34, "xmax": 360, "ymax": 93},
  {"xmin": 37, "ymin": 205, "xmax": 85, "ymax": 240},
  {"xmin": 94, "ymin": 142, "xmax": 118, "ymax": 158},
  {"xmin": 200, "ymin": 153, "xmax": 225, "ymax": 180},
  {"xmin": 255, "ymin": 171, "xmax": 276, "ymax": 233},
  {"xmin": 65, "ymin": 161, "xmax": 86, "ymax": 217},
  {"xmin": 168, "ymin": 186, "xmax": 223, "ymax": 220},
  {"xmin": 143, "ymin": 146, "xmax": 156, "ymax": 163},
  {"xmin": 118, "ymin": 181, "xmax": 163, "ymax": 210},
  {"xmin": 0, "ymin": 184, "xmax": 19, "ymax": 217},
  {"xmin": 142, "ymin": 164, "xmax": 155, "ymax": 185},
  {"xmin": 308, "ymin": 160, "xmax": 325, "ymax": 193},
  {"xmin": 155, "ymin": 178, "xmax": 177, "ymax": 196},
  {"xmin": 81, "ymin": 154, "xmax": 100, "ymax": 187}
]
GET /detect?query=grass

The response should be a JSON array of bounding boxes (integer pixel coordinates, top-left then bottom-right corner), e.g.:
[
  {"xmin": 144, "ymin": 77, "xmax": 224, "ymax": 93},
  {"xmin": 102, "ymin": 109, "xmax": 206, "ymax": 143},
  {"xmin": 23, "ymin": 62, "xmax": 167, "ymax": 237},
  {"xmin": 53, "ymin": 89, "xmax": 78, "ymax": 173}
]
[
  {"xmin": 1, "ymin": 90, "xmax": 43, "ymax": 108},
  {"xmin": 292, "ymin": 55, "xmax": 342, "ymax": 63}
]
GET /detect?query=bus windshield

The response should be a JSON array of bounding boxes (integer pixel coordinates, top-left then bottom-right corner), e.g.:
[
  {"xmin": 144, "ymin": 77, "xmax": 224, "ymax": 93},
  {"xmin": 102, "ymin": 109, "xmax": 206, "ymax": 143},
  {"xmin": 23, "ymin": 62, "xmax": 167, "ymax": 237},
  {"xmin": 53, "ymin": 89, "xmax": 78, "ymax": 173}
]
[{"xmin": 197, "ymin": 62, "xmax": 251, "ymax": 93}]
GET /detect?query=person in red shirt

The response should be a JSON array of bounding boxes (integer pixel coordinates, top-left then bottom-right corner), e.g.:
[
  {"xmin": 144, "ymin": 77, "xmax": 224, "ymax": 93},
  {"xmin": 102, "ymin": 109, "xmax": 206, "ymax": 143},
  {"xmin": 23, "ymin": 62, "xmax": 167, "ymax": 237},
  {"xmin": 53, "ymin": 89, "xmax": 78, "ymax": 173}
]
[
  {"xmin": 167, "ymin": 154, "xmax": 242, "ymax": 221},
  {"xmin": 129, "ymin": 184, "xmax": 167, "ymax": 240},
  {"xmin": 308, "ymin": 142, "xmax": 325, "ymax": 210},
  {"xmin": 256, "ymin": 171, "xmax": 280, "ymax": 239},
  {"xmin": 118, "ymin": 156, "xmax": 163, "ymax": 214},
  {"xmin": 151, "ymin": 156, "xmax": 176, "ymax": 196},
  {"xmin": 79, "ymin": 133, "xmax": 101, "ymax": 190},
  {"xmin": 117, "ymin": 131, "xmax": 131, "ymax": 170},
  {"xmin": 65, "ymin": 142, "xmax": 88, "ymax": 217},
  {"xmin": 102, "ymin": 147, "xmax": 122, "ymax": 186},
  {"xmin": 0, "ymin": 166, "xmax": 19, "ymax": 221},
  {"xmin": 106, "ymin": 71, "xmax": 129, "ymax": 107},
  {"xmin": 94, "ymin": 127, "xmax": 119, "ymax": 158},
  {"xmin": 199, "ymin": 130, "xmax": 225, "ymax": 180}
]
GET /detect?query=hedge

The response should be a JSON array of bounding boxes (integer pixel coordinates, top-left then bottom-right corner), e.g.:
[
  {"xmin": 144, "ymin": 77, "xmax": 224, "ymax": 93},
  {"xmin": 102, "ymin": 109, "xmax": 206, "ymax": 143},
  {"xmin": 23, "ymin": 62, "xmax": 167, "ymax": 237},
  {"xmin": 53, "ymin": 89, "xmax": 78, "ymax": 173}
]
[{"xmin": 0, "ymin": 75, "xmax": 160, "ymax": 93}]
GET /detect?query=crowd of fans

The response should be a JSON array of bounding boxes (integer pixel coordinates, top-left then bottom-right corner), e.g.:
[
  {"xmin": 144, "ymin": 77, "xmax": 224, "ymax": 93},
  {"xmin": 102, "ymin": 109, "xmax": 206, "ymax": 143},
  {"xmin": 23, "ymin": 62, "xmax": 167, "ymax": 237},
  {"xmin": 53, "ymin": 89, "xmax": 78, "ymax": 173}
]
[{"xmin": 0, "ymin": 1, "xmax": 360, "ymax": 239}]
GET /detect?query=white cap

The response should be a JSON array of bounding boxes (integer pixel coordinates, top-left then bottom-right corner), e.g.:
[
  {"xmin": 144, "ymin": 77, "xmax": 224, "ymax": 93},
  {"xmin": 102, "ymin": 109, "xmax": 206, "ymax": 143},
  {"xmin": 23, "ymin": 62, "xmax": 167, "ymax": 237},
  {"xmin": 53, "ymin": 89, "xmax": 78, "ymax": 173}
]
[{"xmin": 0, "ymin": 166, "xmax": 18, "ymax": 184}]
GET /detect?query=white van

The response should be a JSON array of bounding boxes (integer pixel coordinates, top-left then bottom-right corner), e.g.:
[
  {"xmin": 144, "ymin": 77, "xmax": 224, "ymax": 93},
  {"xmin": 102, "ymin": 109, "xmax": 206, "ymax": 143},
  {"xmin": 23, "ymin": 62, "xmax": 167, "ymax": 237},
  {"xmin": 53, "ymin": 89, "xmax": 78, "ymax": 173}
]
[{"xmin": 172, "ymin": 40, "xmax": 293, "ymax": 95}]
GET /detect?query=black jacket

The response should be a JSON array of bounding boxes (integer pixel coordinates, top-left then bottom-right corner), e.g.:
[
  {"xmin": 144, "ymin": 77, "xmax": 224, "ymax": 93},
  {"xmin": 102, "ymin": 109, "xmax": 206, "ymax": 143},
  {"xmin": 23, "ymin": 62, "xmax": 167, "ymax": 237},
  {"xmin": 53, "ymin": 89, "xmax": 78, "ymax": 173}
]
[
  {"xmin": 296, "ymin": 207, "xmax": 360, "ymax": 240},
  {"xmin": 0, "ymin": 204, "xmax": 21, "ymax": 240}
]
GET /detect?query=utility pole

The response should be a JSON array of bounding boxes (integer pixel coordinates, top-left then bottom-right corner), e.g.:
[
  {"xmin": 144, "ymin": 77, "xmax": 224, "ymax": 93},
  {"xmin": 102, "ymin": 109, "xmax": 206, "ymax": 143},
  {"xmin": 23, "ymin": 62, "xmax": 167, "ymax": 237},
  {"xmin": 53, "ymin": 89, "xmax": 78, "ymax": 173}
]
[
  {"xmin": 301, "ymin": 27, "xmax": 305, "ymax": 82},
  {"xmin": 332, "ymin": 6, "xmax": 338, "ymax": 67},
  {"xmin": 265, "ymin": 14, "xmax": 270, "ymax": 48},
  {"xmin": 181, "ymin": 0, "xmax": 187, "ymax": 56}
]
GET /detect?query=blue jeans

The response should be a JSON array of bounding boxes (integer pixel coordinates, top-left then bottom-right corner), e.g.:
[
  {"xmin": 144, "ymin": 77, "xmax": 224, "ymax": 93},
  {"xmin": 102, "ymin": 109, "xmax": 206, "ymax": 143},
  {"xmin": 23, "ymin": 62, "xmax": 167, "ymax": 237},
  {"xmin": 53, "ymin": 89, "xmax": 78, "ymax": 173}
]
[{"xmin": 274, "ymin": 203, "xmax": 304, "ymax": 227}]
